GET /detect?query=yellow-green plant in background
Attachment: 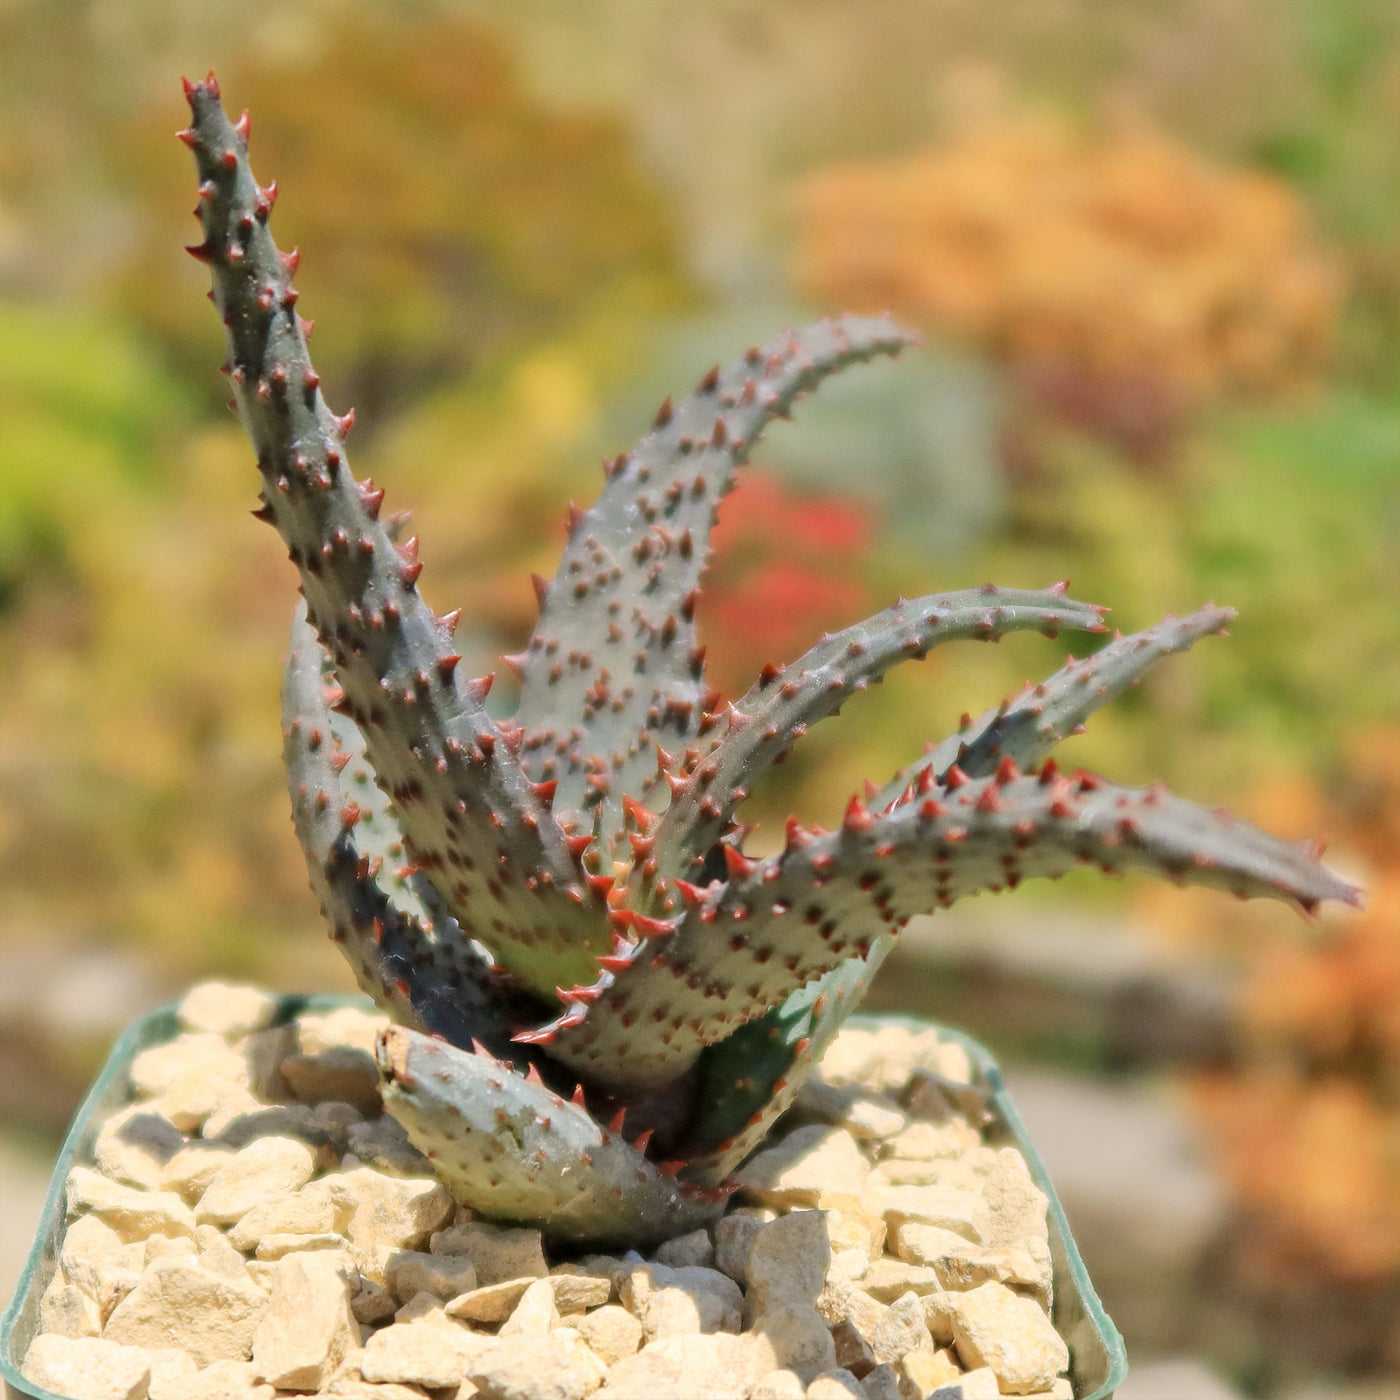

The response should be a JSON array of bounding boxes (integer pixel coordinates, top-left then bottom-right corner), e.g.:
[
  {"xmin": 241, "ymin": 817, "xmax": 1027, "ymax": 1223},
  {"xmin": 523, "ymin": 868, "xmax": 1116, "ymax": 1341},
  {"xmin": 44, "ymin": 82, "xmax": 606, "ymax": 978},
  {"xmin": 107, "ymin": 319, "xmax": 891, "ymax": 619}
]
[
  {"xmin": 110, "ymin": 9, "xmax": 686, "ymax": 421},
  {"xmin": 0, "ymin": 306, "xmax": 306, "ymax": 977}
]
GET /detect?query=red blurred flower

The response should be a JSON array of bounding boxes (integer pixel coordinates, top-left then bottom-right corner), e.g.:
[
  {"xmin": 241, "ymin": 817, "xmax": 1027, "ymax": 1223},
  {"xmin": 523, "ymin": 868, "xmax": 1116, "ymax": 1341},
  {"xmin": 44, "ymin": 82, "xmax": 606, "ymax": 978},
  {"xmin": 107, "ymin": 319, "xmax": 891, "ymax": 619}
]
[{"xmin": 699, "ymin": 471, "xmax": 873, "ymax": 695}]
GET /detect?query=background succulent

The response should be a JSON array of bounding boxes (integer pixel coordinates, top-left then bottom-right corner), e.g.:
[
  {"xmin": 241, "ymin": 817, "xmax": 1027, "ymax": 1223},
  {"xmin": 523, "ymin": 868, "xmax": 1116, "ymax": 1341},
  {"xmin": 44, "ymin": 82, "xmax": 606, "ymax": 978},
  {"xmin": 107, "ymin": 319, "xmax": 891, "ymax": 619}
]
[{"xmin": 182, "ymin": 76, "xmax": 1358, "ymax": 1246}]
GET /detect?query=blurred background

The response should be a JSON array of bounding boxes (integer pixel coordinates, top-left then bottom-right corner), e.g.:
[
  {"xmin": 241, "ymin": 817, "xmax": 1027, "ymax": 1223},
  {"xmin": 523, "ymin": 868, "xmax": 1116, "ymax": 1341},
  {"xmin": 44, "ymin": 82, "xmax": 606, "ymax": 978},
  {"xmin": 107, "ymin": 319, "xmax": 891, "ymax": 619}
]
[{"xmin": 2, "ymin": 3, "xmax": 1398, "ymax": 1395}]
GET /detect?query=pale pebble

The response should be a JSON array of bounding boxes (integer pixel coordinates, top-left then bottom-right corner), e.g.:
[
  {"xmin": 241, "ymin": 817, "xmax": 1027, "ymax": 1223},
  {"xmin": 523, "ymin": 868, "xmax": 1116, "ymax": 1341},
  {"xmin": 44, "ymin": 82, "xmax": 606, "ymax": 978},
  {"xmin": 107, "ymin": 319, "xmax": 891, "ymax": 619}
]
[
  {"xmin": 751, "ymin": 1368, "xmax": 807, "ymax": 1400},
  {"xmin": 177, "ymin": 983, "xmax": 278, "ymax": 1039},
  {"xmin": 948, "ymin": 1282, "xmax": 1069, "ymax": 1394},
  {"xmin": 21, "ymin": 1334, "xmax": 150, "ymax": 1400},
  {"xmin": 66, "ymin": 1166, "xmax": 197, "ymax": 1242},
  {"xmin": 499, "ymin": 1277, "xmax": 561, "ymax": 1336},
  {"xmin": 251, "ymin": 1248, "xmax": 359, "ymax": 1389},
  {"xmin": 195, "ymin": 1135, "xmax": 316, "ymax": 1225},
  {"xmin": 429, "ymin": 1219, "xmax": 547, "ymax": 1285},
  {"xmin": 806, "ymin": 1368, "xmax": 866, "ymax": 1400},
  {"xmin": 735, "ymin": 1126, "xmax": 871, "ymax": 1208},
  {"xmin": 94, "ymin": 1106, "xmax": 184, "ymax": 1190},
  {"xmin": 575, "ymin": 1305, "xmax": 642, "ymax": 1366},
  {"xmin": 103, "ymin": 1257, "xmax": 269, "ymax": 1367}
]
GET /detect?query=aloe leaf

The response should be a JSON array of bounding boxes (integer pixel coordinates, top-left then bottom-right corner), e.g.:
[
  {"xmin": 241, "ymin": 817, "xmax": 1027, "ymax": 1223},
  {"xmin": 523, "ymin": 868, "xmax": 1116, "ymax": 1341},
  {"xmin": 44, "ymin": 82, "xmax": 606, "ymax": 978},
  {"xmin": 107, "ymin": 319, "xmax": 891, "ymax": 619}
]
[
  {"xmin": 184, "ymin": 84, "xmax": 606, "ymax": 998},
  {"xmin": 515, "ymin": 315, "xmax": 918, "ymax": 837},
  {"xmin": 283, "ymin": 608, "xmax": 547, "ymax": 1051},
  {"xmin": 530, "ymin": 763, "xmax": 1358, "ymax": 1095},
  {"xmin": 643, "ymin": 584, "xmax": 1106, "ymax": 895},
  {"xmin": 377, "ymin": 1026, "xmax": 728, "ymax": 1245},
  {"xmin": 870, "ymin": 605, "xmax": 1236, "ymax": 809},
  {"xmin": 682, "ymin": 945, "xmax": 895, "ymax": 1182}
]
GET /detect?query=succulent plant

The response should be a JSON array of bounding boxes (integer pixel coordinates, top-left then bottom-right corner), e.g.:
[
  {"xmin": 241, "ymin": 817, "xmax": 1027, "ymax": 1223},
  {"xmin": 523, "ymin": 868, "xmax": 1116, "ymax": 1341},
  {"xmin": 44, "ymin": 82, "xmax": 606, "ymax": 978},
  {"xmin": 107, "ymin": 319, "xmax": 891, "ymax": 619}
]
[{"xmin": 181, "ymin": 76, "xmax": 1360, "ymax": 1247}]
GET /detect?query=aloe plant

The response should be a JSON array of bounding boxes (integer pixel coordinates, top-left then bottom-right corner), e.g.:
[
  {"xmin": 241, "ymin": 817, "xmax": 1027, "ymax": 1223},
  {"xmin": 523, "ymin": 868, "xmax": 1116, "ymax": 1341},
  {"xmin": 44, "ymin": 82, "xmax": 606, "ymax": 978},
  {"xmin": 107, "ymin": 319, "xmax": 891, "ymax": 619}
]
[{"xmin": 181, "ymin": 76, "xmax": 1359, "ymax": 1246}]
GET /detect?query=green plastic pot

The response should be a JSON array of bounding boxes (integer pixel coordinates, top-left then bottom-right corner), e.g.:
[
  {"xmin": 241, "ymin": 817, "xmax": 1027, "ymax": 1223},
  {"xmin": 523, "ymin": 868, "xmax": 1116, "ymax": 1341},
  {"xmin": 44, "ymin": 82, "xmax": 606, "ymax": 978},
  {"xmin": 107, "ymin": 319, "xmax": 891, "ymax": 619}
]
[{"xmin": 1, "ymin": 998, "xmax": 1127, "ymax": 1400}]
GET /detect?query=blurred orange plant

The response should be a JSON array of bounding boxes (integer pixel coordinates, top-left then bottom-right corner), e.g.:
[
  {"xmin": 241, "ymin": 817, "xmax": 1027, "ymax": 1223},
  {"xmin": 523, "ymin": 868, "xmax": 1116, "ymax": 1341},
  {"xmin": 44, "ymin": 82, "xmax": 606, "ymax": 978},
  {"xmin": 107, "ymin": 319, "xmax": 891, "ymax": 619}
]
[
  {"xmin": 795, "ymin": 95, "xmax": 1343, "ymax": 463},
  {"xmin": 1187, "ymin": 727, "xmax": 1400, "ymax": 1286}
]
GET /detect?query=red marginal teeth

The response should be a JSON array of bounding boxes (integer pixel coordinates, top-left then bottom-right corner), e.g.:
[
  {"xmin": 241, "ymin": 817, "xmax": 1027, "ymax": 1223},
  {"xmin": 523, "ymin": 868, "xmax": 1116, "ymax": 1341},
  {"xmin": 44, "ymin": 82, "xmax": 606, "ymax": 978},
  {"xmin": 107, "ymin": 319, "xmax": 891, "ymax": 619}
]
[
  {"xmin": 723, "ymin": 846, "xmax": 755, "ymax": 879},
  {"xmin": 616, "ymin": 912, "xmax": 675, "ymax": 940},
  {"xmin": 671, "ymin": 879, "xmax": 707, "ymax": 906},
  {"xmin": 622, "ymin": 796, "xmax": 659, "ymax": 832}
]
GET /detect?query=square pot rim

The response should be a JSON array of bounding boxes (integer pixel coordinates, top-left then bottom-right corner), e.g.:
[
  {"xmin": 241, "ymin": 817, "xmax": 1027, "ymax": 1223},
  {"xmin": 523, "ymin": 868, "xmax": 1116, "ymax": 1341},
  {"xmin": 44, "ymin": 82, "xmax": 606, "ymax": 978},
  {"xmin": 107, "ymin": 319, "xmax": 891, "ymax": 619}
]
[{"xmin": 1, "ymin": 995, "xmax": 1126, "ymax": 1400}]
